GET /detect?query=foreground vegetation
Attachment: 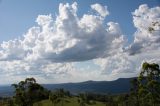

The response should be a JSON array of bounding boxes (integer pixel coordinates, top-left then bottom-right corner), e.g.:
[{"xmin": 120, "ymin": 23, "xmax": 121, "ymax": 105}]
[
  {"xmin": 0, "ymin": 62, "xmax": 160, "ymax": 106},
  {"xmin": 34, "ymin": 97, "xmax": 106, "ymax": 106}
]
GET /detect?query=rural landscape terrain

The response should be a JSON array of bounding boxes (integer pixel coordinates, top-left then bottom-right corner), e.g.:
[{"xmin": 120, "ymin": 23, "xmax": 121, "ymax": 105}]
[
  {"xmin": 0, "ymin": 62, "xmax": 160, "ymax": 106},
  {"xmin": 0, "ymin": 0, "xmax": 160, "ymax": 106}
]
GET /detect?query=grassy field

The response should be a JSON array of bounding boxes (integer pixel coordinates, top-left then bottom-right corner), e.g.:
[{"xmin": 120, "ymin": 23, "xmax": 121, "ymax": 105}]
[{"xmin": 33, "ymin": 97, "xmax": 106, "ymax": 106}]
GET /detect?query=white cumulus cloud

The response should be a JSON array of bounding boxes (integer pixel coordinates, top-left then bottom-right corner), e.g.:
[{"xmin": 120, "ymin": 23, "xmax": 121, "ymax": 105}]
[
  {"xmin": 91, "ymin": 3, "xmax": 109, "ymax": 17},
  {"xmin": 0, "ymin": 2, "xmax": 125, "ymax": 84},
  {"xmin": 125, "ymin": 4, "xmax": 160, "ymax": 55},
  {"xmin": 0, "ymin": 2, "xmax": 124, "ymax": 62},
  {"xmin": 0, "ymin": 3, "xmax": 159, "ymax": 84}
]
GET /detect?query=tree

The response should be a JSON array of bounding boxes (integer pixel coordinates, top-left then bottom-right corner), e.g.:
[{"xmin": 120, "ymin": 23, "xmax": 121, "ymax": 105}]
[
  {"xmin": 148, "ymin": 21, "xmax": 160, "ymax": 33},
  {"xmin": 57, "ymin": 89, "xmax": 65, "ymax": 106},
  {"xmin": 138, "ymin": 62, "xmax": 160, "ymax": 106},
  {"xmin": 78, "ymin": 94, "xmax": 86, "ymax": 106},
  {"xmin": 49, "ymin": 89, "xmax": 70, "ymax": 106},
  {"xmin": 12, "ymin": 77, "xmax": 49, "ymax": 106},
  {"xmin": 130, "ymin": 78, "xmax": 140, "ymax": 106},
  {"xmin": 49, "ymin": 92, "xmax": 59, "ymax": 106}
]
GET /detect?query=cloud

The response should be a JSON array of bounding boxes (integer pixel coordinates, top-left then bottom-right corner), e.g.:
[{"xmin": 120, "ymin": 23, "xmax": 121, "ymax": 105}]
[
  {"xmin": 93, "ymin": 4, "xmax": 160, "ymax": 80},
  {"xmin": 0, "ymin": 3, "xmax": 160, "ymax": 84},
  {"xmin": 0, "ymin": 39, "xmax": 25, "ymax": 60},
  {"xmin": 0, "ymin": 2, "xmax": 124, "ymax": 84},
  {"xmin": 0, "ymin": 2, "xmax": 124, "ymax": 62},
  {"xmin": 125, "ymin": 4, "xmax": 160, "ymax": 55},
  {"xmin": 91, "ymin": 3, "xmax": 109, "ymax": 17},
  {"xmin": 94, "ymin": 53, "xmax": 133, "ymax": 75},
  {"xmin": 94, "ymin": 49, "xmax": 160, "ymax": 81}
]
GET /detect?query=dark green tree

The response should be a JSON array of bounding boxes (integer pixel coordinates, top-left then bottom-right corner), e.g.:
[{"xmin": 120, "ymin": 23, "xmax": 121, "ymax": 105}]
[
  {"xmin": 49, "ymin": 92, "xmax": 59, "ymax": 106},
  {"xmin": 12, "ymin": 77, "xmax": 49, "ymax": 106},
  {"xmin": 130, "ymin": 78, "xmax": 140, "ymax": 106},
  {"xmin": 78, "ymin": 94, "xmax": 86, "ymax": 106},
  {"xmin": 49, "ymin": 89, "xmax": 70, "ymax": 106},
  {"xmin": 138, "ymin": 62, "xmax": 160, "ymax": 106}
]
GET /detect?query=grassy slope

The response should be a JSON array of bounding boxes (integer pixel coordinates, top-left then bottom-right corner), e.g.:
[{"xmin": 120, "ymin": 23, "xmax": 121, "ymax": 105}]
[{"xmin": 34, "ymin": 97, "xmax": 106, "ymax": 106}]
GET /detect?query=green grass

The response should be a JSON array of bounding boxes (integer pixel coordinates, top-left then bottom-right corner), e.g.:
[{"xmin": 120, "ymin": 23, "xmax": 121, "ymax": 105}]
[{"xmin": 33, "ymin": 97, "xmax": 106, "ymax": 106}]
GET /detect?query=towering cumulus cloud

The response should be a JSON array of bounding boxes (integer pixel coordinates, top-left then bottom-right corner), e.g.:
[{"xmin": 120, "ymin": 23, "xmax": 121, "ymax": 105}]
[
  {"xmin": 0, "ymin": 2, "xmax": 124, "ymax": 62},
  {"xmin": 0, "ymin": 3, "xmax": 159, "ymax": 84},
  {"xmin": 94, "ymin": 4, "xmax": 160, "ymax": 80},
  {"xmin": 126, "ymin": 4, "xmax": 160, "ymax": 55}
]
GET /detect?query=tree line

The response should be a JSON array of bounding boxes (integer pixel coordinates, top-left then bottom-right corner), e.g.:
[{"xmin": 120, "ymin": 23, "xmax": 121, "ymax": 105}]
[{"xmin": 0, "ymin": 62, "xmax": 160, "ymax": 106}]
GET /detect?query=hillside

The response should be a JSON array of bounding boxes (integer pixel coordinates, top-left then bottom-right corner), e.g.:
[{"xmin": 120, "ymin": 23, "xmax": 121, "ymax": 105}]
[
  {"xmin": 43, "ymin": 77, "xmax": 134, "ymax": 94},
  {"xmin": 0, "ymin": 77, "xmax": 134, "ymax": 97}
]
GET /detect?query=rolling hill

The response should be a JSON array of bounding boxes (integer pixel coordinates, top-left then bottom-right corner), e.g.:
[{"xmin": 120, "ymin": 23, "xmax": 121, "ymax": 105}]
[{"xmin": 0, "ymin": 77, "xmax": 134, "ymax": 97}]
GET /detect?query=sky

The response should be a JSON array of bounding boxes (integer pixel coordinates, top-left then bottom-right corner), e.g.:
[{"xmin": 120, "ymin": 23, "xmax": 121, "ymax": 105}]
[{"xmin": 0, "ymin": 0, "xmax": 160, "ymax": 84}]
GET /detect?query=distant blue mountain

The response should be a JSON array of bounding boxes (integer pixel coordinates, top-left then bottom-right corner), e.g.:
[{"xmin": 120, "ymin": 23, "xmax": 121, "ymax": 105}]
[
  {"xmin": 0, "ymin": 85, "xmax": 14, "ymax": 97},
  {"xmin": 0, "ymin": 77, "xmax": 135, "ymax": 97},
  {"xmin": 43, "ymin": 77, "xmax": 134, "ymax": 94}
]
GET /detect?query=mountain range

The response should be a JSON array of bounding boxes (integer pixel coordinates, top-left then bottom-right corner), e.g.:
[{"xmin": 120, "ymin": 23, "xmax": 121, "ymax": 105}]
[{"xmin": 0, "ymin": 77, "xmax": 134, "ymax": 97}]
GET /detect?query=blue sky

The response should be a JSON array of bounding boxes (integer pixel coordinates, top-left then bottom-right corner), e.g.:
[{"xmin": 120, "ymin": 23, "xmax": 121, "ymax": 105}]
[
  {"xmin": 0, "ymin": 0, "xmax": 159, "ymax": 42},
  {"xmin": 0, "ymin": 0, "xmax": 160, "ymax": 84}
]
